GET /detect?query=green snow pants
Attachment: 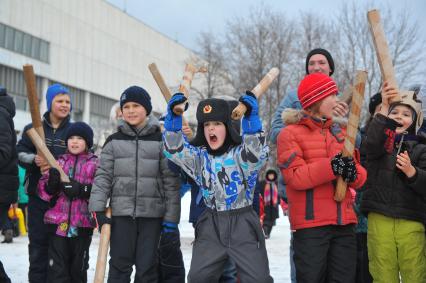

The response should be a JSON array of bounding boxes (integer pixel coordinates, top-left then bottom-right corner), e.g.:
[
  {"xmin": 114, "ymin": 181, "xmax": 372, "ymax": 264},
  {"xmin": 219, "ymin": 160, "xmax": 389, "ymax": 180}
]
[{"xmin": 367, "ymin": 212, "xmax": 426, "ymax": 283}]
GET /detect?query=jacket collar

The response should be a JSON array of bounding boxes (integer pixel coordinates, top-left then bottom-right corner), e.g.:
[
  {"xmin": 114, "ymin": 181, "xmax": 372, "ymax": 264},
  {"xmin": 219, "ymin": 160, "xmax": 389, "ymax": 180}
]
[{"xmin": 43, "ymin": 112, "xmax": 71, "ymax": 130}]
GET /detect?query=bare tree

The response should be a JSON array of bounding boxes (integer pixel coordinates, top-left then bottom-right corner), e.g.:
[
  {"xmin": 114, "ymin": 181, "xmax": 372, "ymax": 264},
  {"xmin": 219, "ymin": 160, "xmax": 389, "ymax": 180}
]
[{"xmin": 191, "ymin": 31, "xmax": 232, "ymax": 101}]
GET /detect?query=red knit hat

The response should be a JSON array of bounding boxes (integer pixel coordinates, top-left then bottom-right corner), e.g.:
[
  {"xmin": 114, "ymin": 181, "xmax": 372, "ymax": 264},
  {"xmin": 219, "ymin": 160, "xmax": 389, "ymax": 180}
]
[{"xmin": 298, "ymin": 73, "xmax": 338, "ymax": 109}]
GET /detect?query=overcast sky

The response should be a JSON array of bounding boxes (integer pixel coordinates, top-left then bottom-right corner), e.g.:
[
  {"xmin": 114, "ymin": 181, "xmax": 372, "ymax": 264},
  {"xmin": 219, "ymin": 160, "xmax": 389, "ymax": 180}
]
[{"xmin": 105, "ymin": 0, "xmax": 426, "ymax": 51}]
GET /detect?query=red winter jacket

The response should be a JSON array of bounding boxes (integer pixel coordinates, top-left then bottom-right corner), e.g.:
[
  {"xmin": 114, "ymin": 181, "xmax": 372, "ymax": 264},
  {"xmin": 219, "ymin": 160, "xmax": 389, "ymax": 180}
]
[{"xmin": 277, "ymin": 109, "xmax": 367, "ymax": 231}]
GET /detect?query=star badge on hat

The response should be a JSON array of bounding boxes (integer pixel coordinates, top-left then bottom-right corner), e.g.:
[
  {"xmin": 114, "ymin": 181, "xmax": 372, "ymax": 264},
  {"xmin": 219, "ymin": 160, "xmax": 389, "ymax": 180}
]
[{"xmin": 203, "ymin": 105, "xmax": 212, "ymax": 113}]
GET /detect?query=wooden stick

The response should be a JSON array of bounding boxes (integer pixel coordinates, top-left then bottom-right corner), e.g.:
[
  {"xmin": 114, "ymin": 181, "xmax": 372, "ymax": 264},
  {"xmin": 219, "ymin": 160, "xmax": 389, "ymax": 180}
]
[
  {"xmin": 26, "ymin": 128, "xmax": 70, "ymax": 183},
  {"xmin": 231, "ymin": 67, "xmax": 280, "ymax": 120},
  {"xmin": 94, "ymin": 207, "xmax": 112, "ymax": 283},
  {"xmin": 173, "ymin": 63, "xmax": 207, "ymax": 115},
  {"xmin": 334, "ymin": 71, "xmax": 367, "ymax": 202},
  {"xmin": 148, "ymin": 63, "xmax": 172, "ymax": 101},
  {"xmin": 148, "ymin": 63, "xmax": 193, "ymax": 138},
  {"xmin": 367, "ymin": 9, "xmax": 401, "ymax": 103},
  {"xmin": 23, "ymin": 65, "xmax": 45, "ymax": 141}
]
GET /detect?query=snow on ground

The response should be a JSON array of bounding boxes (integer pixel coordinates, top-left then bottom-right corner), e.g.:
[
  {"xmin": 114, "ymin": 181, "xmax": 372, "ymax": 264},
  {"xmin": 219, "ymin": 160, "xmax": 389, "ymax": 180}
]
[{"xmin": 1, "ymin": 194, "xmax": 292, "ymax": 282}]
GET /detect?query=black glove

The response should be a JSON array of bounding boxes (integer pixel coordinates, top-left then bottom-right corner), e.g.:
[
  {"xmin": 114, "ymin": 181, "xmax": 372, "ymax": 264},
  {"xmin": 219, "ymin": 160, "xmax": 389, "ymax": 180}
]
[
  {"xmin": 46, "ymin": 168, "xmax": 62, "ymax": 195},
  {"xmin": 341, "ymin": 159, "xmax": 357, "ymax": 183},
  {"xmin": 63, "ymin": 179, "xmax": 82, "ymax": 199},
  {"xmin": 79, "ymin": 184, "xmax": 92, "ymax": 199},
  {"xmin": 331, "ymin": 153, "xmax": 358, "ymax": 183},
  {"xmin": 95, "ymin": 211, "xmax": 111, "ymax": 233}
]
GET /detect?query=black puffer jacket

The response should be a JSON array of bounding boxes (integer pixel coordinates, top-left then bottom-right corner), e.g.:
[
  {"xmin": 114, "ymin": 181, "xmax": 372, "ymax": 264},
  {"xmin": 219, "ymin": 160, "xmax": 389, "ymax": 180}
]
[
  {"xmin": 0, "ymin": 94, "xmax": 19, "ymax": 204},
  {"xmin": 16, "ymin": 112, "xmax": 71, "ymax": 196},
  {"xmin": 361, "ymin": 114, "xmax": 426, "ymax": 224}
]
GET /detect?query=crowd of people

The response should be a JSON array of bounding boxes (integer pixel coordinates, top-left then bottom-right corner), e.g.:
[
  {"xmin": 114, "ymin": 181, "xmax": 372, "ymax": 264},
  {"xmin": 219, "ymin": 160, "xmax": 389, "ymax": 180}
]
[{"xmin": 0, "ymin": 47, "xmax": 425, "ymax": 283}]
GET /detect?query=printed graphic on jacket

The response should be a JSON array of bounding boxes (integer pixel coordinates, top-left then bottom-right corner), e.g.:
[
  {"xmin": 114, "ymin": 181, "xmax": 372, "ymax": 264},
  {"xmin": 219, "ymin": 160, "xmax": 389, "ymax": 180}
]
[{"xmin": 163, "ymin": 131, "xmax": 269, "ymax": 211}]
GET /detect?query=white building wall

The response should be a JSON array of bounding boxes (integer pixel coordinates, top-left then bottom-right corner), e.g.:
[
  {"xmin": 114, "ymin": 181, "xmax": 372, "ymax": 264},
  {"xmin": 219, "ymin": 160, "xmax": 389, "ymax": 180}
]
[{"xmin": 0, "ymin": 0, "xmax": 201, "ymax": 128}]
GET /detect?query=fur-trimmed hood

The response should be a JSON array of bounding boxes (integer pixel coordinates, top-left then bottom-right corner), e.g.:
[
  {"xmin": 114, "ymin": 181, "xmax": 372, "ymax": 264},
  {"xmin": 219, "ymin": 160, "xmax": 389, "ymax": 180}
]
[{"xmin": 281, "ymin": 108, "xmax": 348, "ymax": 128}]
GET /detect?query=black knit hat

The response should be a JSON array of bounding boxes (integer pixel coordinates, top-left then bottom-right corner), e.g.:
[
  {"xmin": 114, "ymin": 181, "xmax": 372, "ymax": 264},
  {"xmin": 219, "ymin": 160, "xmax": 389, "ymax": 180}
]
[
  {"xmin": 66, "ymin": 122, "xmax": 94, "ymax": 149},
  {"xmin": 369, "ymin": 92, "xmax": 382, "ymax": 115},
  {"xmin": 120, "ymin": 86, "xmax": 152, "ymax": 115},
  {"xmin": 305, "ymin": 48, "xmax": 335, "ymax": 76},
  {"xmin": 191, "ymin": 98, "xmax": 241, "ymax": 147}
]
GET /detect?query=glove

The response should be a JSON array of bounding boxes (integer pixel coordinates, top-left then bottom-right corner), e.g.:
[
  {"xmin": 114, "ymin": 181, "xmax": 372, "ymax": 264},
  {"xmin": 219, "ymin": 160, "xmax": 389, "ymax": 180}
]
[
  {"xmin": 239, "ymin": 91, "xmax": 262, "ymax": 134},
  {"xmin": 341, "ymin": 159, "xmax": 357, "ymax": 183},
  {"xmin": 162, "ymin": 221, "xmax": 178, "ymax": 233},
  {"xmin": 95, "ymin": 211, "xmax": 111, "ymax": 233},
  {"xmin": 79, "ymin": 184, "xmax": 92, "ymax": 199},
  {"xmin": 46, "ymin": 168, "xmax": 62, "ymax": 195},
  {"xmin": 164, "ymin": 93, "xmax": 187, "ymax": 132},
  {"xmin": 331, "ymin": 153, "xmax": 358, "ymax": 183},
  {"xmin": 63, "ymin": 179, "xmax": 82, "ymax": 199}
]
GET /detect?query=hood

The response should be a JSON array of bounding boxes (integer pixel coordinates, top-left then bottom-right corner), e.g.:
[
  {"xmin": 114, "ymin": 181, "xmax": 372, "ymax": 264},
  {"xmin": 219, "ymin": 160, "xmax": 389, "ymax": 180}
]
[
  {"xmin": 281, "ymin": 108, "xmax": 347, "ymax": 127},
  {"xmin": 0, "ymin": 95, "xmax": 16, "ymax": 118},
  {"xmin": 119, "ymin": 116, "xmax": 160, "ymax": 137}
]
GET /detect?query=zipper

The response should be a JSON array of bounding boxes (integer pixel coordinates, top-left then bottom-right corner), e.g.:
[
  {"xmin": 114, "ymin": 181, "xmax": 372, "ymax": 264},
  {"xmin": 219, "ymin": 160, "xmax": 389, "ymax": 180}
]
[
  {"xmin": 65, "ymin": 155, "xmax": 79, "ymax": 236},
  {"xmin": 133, "ymin": 133, "xmax": 139, "ymax": 219}
]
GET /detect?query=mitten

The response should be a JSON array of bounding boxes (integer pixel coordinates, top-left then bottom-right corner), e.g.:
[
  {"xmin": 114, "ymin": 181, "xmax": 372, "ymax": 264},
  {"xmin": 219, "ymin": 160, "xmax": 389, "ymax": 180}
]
[
  {"xmin": 63, "ymin": 179, "xmax": 82, "ymax": 199},
  {"xmin": 164, "ymin": 93, "xmax": 187, "ymax": 132},
  {"xmin": 46, "ymin": 168, "xmax": 62, "ymax": 195},
  {"xmin": 94, "ymin": 211, "xmax": 111, "ymax": 233},
  {"xmin": 239, "ymin": 91, "xmax": 262, "ymax": 134},
  {"xmin": 162, "ymin": 221, "xmax": 178, "ymax": 233}
]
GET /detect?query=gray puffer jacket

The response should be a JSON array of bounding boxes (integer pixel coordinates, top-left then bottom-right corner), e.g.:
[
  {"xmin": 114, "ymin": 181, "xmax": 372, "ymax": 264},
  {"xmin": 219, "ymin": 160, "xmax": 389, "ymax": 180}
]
[{"xmin": 89, "ymin": 117, "xmax": 180, "ymax": 223}]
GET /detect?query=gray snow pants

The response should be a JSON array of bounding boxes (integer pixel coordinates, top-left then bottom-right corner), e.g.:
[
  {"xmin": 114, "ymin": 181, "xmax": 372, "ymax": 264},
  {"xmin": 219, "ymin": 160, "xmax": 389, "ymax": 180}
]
[{"xmin": 188, "ymin": 206, "xmax": 273, "ymax": 283}]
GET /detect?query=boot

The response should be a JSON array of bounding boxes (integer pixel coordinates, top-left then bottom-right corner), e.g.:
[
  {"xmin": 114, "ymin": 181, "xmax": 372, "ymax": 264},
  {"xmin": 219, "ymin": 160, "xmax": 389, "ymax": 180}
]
[{"xmin": 1, "ymin": 229, "xmax": 13, "ymax": 243}]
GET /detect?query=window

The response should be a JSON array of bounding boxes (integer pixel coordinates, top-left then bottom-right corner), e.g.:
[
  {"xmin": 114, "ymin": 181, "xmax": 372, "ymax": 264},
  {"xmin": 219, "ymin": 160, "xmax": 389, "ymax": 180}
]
[
  {"xmin": 13, "ymin": 30, "xmax": 23, "ymax": 53},
  {"xmin": 0, "ymin": 64, "xmax": 43, "ymax": 111},
  {"xmin": 0, "ymin": 22, "xmax": 49, "ymax": 63}
]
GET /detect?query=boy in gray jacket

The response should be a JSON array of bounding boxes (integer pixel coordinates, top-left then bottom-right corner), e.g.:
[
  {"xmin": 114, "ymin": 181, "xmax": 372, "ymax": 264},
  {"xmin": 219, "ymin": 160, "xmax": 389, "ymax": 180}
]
[
  {"xmin": 163, "ymin": 92, "xmax": 273, "ymax": 282},
  {"xmin": 89, "ymin": 86, "xmax": 180, "ymax": 282}
]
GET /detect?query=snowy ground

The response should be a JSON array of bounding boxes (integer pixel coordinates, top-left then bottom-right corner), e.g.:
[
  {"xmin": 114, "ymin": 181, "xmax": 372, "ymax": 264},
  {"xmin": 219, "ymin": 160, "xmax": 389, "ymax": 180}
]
[{"xmin": 1, "ymin": 194, "xmax": 292, "ymax": 282}]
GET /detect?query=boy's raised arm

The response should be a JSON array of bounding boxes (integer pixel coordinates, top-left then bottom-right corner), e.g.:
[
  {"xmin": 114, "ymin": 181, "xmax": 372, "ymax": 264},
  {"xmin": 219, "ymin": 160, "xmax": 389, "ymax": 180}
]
[
  {"xmin": 162, "ymin": 93, "xmax": 202, "ymax": 182},
  {"xmin": 235, "ymin": 91, "xmax": 269, "ymax": 172}
]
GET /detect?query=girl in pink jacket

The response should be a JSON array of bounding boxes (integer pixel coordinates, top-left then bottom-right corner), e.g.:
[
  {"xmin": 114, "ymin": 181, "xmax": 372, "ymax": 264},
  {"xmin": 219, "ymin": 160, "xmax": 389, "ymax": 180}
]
[{"xmin": 38, "ymin": 122, "xmax": 98, "ymax": 283}]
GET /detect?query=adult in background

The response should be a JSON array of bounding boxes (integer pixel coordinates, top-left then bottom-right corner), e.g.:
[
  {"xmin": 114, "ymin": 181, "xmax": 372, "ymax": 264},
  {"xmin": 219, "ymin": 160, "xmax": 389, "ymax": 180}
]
[
  {"xmin": 0, "ymin": 86, "xmax": 19, "ymax": 283},
  {"xmin": 17, "ymin": 83, "xmax": 72, "ymax": 283}
]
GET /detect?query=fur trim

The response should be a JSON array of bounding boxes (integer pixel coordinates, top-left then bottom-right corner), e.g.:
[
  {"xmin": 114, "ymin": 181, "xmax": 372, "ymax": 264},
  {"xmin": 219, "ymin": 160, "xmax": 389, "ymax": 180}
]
[
  {"xmin": 281, "ymin": 108, "xmax": 304, "ymax": 125},
  {"xmin": 281, "ymin": 108, "xmax": 348, "ymax": 126}
]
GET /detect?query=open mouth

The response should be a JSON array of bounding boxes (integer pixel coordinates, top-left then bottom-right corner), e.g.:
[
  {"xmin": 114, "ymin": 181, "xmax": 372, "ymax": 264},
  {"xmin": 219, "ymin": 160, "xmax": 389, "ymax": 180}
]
[{"xmin": 209, "ymin": 134, "xmax": 218, "ymax": 143}]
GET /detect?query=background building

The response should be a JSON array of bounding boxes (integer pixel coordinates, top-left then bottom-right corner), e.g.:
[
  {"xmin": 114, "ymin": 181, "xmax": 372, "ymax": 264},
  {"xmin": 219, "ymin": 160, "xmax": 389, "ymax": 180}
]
[{"xmin": 0, "ymin": 0, "xmax": 201, "ymax": 142}]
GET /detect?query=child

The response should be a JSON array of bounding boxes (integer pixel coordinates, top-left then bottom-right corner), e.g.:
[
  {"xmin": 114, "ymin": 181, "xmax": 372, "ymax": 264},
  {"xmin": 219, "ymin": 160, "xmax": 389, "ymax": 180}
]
[
  {"xmin": 89, "ymin": 86, "xmax": 180, "ymax": 282},
  {"xmin": 163, "ymin": 92, "xmax": 272, "ymax": 282},
  {"xmin": 17, "ymin": 83, "xmax": 72, "ymax": 282},
  {"xmin": 277, "ymin": 73, "xmax": 367, "ymax": 282},
  {"xmin": 361, "ymin": 82, "xmax": 426, "ymax": 282},
  {"xmin": 256, "ymin": 167, "xmax": 287, "ymax": 239},
  {"xmin": 37, "ymin": 122, "xmax": 98, "ymax": 282}
]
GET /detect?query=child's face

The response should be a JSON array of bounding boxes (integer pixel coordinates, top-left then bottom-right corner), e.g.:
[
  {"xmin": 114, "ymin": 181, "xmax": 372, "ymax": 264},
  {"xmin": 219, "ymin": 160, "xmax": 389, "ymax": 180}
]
[
  {"xmin": 388, "ymin": 105, "xmax": 414, "ymax": 134},
  {"xmin": 317, "ymin": 94, "xmax": 338, "ymax": 119},
  {"xmin": 67, "ymin": 136, "xmax": 87, "ymax": 155},
  {"xmin": 203, "ymin": 121, "xmax": 226, "ymax": 150},
  {"xmin": 51, "ymin": 94, "xmax": 71, "ymax": 119},
  {"xmin": 267, "ymin": 173, "xmax": 275, "ymax": 181},
  {"xmin": 122, "ymin": 102, "xmax": 147, "ymax": 127}
]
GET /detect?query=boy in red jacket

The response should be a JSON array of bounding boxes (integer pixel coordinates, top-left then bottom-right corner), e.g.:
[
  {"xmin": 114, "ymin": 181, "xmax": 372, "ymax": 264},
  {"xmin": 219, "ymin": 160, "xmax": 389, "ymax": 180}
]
[{"xmin": 277, "ymin": 73, "xmax": 367, "ymax": 283}]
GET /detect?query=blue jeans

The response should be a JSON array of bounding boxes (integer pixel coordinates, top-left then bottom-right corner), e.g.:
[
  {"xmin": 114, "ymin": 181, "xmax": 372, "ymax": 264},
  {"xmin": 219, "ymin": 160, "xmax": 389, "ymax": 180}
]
[{"xmin": 220, "ymin": 258, "xmax": 237, "ymax": 283}]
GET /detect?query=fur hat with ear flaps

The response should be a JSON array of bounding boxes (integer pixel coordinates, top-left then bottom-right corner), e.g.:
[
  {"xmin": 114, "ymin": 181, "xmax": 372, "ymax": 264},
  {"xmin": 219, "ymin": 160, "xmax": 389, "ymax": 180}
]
[{"xmin": 190, "ymin": 98, "xmax": 241, "ymax": 147}]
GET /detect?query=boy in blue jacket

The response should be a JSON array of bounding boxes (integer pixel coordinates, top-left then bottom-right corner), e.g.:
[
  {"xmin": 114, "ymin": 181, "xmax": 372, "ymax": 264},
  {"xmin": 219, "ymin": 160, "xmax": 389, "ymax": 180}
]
[{"xmin": 163, "ymin": 92, "xmax": 272, "ymax": 282}]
